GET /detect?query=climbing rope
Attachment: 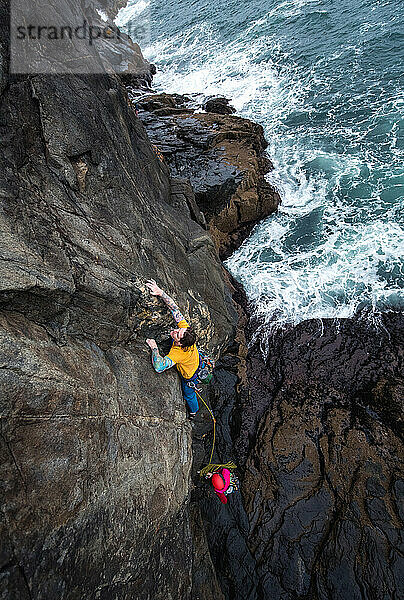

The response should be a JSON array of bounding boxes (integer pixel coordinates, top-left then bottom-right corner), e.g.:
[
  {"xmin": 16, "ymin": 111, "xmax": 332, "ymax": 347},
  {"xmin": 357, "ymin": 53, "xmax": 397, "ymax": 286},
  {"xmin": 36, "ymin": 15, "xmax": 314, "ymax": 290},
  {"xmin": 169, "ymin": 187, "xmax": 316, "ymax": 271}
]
[
  {"xmin": 195, "ymin": 389, "xmax": 216, "ymax": 467},
  {"xmin": 194, "ymin": 389, "xmax": 237, "ymax": 478}
]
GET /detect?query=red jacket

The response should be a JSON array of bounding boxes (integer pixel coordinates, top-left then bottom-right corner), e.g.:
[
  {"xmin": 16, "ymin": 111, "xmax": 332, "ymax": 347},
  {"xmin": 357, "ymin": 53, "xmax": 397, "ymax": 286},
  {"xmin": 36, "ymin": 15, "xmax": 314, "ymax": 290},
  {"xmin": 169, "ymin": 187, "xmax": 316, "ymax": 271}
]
[{"xmin": 213, "ymin": 468, "xmax": 231, "ymax": 504}]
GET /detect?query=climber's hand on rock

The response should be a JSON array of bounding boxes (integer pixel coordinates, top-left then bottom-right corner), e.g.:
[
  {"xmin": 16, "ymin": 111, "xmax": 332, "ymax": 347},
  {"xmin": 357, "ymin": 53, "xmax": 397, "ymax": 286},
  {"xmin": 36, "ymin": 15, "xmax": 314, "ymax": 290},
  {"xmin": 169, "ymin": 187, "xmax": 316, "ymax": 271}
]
[
  {"xmin": 146, "ymin": 279, "xmax": 163, "ymax": 296},
  {"xmin": 146, "ymin": 338, "xmax": 158, "ymax": 350}
]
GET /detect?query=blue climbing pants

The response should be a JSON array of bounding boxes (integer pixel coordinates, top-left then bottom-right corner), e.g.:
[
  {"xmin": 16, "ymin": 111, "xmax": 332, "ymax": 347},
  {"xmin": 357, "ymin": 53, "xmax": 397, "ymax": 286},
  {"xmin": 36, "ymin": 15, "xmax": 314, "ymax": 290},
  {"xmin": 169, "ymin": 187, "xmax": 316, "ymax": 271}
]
[{"xmin": 180, "ymin": 368, "xmax": 200, "ymax": 414}]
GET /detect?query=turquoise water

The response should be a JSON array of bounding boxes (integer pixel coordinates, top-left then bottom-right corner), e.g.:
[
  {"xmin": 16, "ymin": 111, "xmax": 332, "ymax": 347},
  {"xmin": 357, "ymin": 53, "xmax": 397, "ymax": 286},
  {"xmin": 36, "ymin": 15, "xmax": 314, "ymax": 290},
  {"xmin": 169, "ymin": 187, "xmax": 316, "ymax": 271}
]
[{"xmin": 118, "ymin": 0, "xmax": 404, "ymax": 340}]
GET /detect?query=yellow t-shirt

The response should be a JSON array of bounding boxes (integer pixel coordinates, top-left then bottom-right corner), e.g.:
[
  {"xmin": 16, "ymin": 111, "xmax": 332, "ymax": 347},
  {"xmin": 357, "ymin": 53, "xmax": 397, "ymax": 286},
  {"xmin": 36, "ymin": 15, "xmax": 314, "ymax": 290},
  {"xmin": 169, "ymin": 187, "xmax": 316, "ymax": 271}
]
[{"xmin": 167, "ymin": 319, "xmax": 199, "ymax": 379}]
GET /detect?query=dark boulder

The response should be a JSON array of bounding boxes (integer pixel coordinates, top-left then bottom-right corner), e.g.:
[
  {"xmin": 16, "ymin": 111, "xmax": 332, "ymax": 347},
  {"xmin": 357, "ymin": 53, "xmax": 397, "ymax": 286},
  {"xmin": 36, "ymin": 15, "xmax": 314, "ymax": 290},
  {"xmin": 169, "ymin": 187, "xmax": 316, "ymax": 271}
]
[
  {"xmin": 203, "ymin": 96, "xmax": 236, "ymax": 115},
  {"xmin": 137, "ymin": 92, "xmax": 194, "ymax": 116}
]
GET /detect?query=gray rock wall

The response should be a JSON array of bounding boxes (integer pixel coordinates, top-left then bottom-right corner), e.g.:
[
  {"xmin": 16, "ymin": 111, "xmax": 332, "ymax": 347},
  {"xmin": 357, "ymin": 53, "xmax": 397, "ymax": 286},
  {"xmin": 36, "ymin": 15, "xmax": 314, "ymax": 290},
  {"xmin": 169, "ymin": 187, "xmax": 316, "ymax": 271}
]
[{"xmin": 0, "ymin": 6, "xmax": 235, "ymax": 596}]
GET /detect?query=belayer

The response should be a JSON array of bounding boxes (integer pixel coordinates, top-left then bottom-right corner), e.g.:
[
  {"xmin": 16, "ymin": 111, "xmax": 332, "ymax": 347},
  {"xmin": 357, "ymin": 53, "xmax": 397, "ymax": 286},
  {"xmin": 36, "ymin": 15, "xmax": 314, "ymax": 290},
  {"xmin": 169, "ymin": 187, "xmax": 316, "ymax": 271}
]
[
  {"xmin": 205, "ymin": 468, "xmax": 239, "ymax": 504},
  {"xmin": 145, "ymin": 280, "xmax": 201, "ymax": 418}
]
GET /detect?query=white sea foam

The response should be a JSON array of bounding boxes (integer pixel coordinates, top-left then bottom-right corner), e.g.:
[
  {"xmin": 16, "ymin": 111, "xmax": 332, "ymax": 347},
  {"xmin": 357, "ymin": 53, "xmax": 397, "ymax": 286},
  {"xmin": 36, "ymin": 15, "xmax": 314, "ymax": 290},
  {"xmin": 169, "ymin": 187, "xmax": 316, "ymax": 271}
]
[
  {"xmin": 228, "ymin": 216, "xmax": 404, "ymax": 352},
  {"xmin": 115, "ymin": 0, "xmax": 150, "ymax": 27}
]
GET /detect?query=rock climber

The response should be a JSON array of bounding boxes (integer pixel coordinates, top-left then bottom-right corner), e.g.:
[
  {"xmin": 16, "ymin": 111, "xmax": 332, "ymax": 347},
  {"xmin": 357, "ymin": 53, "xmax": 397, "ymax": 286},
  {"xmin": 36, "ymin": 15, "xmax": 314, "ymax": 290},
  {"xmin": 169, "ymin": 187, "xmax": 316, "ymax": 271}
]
[
  {"xmin": 145, "ymin": 280, "xmax": 200, "ymax": 418},
  {"xmin": 205, "ymin": 468, "xmax": 239, "ymax": 504}
]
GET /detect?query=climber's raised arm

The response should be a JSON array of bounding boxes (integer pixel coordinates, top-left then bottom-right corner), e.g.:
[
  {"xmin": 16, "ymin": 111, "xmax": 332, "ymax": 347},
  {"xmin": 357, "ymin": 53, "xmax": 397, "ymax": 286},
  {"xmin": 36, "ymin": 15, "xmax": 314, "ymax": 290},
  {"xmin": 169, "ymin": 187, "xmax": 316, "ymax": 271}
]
[{"xmin": 146, "ymin": 280, "xmax": 186, "ymax": 324}]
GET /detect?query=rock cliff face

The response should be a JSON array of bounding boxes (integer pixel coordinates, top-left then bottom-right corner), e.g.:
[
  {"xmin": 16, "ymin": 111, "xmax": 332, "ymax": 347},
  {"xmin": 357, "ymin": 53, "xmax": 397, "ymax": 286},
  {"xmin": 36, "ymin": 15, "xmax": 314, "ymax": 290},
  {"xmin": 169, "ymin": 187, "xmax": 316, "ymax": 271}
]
[
  {"xmin": 0, "ymin": 3, "xmax": 237, "ymax": 597},
  {"xmin": 242, "ymin": 313, "xmax": 404, "ymax": 599}
]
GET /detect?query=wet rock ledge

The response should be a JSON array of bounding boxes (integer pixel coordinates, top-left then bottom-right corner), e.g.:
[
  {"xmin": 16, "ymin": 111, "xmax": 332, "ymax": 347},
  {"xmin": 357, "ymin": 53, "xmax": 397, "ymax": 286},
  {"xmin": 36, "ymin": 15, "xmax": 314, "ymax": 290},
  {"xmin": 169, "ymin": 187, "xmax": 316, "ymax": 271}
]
[
  {"xmin": 241, "ymin": 313, "xmax": 404, "ymax": 600},
  {"xmin": 206, "ymin": 311, "xmax": 404, "ymax": 600},
  {"xmin": 133, "ymin": 91, "xmax": 281, "ymax": 259}
]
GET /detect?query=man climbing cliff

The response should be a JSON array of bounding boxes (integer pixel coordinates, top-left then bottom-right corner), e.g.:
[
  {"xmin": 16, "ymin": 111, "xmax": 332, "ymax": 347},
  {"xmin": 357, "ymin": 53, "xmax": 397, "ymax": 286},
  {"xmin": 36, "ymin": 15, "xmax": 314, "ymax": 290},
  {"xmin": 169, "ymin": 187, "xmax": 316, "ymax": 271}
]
[{"xmin": 145, "ymin": 280, "xmax": 200, "ymax": 417}]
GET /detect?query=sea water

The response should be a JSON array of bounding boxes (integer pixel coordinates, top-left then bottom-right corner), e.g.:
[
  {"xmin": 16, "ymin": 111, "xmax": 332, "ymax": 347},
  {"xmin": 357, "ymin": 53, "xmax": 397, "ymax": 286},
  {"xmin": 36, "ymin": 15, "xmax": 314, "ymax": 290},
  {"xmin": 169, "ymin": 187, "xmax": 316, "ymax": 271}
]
[{"xmin": 118, "ymin": 0, "xmax": 404, "ymax": 346}]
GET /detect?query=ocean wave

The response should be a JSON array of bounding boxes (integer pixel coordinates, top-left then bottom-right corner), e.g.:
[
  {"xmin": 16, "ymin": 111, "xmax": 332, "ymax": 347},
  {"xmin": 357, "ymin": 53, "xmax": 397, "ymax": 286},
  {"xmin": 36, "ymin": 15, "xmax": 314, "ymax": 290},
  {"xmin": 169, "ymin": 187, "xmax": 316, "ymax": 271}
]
[{"xmin": 115, "ymin": 0, "xmax": 150, "ymax": 25}]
